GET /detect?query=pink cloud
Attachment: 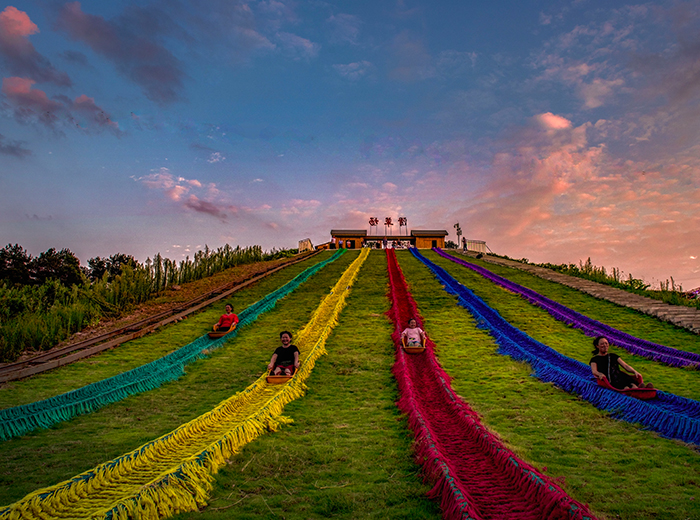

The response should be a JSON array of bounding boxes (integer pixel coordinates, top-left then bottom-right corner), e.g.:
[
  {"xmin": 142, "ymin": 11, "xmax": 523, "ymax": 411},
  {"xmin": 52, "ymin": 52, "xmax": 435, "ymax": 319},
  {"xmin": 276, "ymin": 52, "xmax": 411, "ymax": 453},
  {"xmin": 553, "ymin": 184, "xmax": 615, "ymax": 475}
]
[
  {"xmin": 535, "ymin": 112, "xmax": 572, "ymax": 130},
  {"xmin": 0, "ymin": 6, "xmax": 38, "ymax": 37},
  {"xmin": 165, "ymin": 185, "xmax": 188, "ymax": 201},
  {"xmin": 457, "ymin": 118, "xmax": 700, "ymax": 288},
  {"xmin": 138, "ymin": 169, "xmax": 177, "ymax": 190},
  {"xmin": 72, "ymin": 94, "xmax": 121, "ymax": 134},
  {"xmin": 137, "ymin": 169, "xmax": 231, "ymax": 221},
  {"xmin": 2, "ymin": 77, "xmax": 121, "ymax": 134},
  {"xmin": 0, "ymin": 6, "xmax": 71, "ymax": 86},
  {"xmin": 184, "ymin": 195, "xmax": 228, "ymax": 221},
  {"xmin": 2, "ymin": 76, "xmax": 62, "ymax": 126}
]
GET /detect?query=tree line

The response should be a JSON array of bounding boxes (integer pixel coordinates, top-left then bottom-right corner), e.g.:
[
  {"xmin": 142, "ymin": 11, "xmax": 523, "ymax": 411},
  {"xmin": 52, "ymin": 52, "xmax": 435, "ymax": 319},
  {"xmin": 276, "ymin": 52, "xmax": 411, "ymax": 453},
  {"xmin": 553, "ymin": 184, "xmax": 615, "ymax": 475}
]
[{"xmin": 0, "ymin": 243, "xmax": 290, "ymax": 362}]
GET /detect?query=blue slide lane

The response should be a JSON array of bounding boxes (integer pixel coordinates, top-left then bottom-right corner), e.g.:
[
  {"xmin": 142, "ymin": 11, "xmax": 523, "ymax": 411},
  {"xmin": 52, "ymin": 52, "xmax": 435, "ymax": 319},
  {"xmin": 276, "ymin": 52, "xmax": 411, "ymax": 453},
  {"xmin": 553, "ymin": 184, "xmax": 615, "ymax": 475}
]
[{"xmin": 411, "ymin": 248, "xmax": 700, "ymax": 445}]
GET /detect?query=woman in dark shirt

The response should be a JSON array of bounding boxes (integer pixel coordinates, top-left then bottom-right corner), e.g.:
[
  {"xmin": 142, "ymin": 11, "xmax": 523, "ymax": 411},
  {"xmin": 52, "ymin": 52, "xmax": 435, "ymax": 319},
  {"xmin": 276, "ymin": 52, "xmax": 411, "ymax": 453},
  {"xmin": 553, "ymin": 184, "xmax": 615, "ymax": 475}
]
[
  {"xmin": 590, "ymin": 336, "xmax": 652, "ymax": 390},
  {"xmin": 267, "ymin": 330, "xmax": 300, "ymax": 376}
]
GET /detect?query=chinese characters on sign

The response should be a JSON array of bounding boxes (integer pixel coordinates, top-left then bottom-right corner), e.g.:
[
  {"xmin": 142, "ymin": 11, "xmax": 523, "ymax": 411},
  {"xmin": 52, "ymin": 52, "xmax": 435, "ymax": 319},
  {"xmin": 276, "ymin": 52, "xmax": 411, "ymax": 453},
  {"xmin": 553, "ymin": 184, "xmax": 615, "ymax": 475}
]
[{"xmin": 368, "ymin": 216, "xmax": 408, "ymax": 235}]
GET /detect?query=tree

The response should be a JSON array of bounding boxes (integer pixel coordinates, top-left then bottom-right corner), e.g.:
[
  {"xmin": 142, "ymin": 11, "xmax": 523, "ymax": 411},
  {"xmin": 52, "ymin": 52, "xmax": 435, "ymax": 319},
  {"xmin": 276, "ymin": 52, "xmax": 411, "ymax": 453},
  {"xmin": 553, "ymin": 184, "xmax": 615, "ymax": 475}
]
[
  {"xmin": 32, "ymin": 248, "xmax": 84, "ymax": 286},
  {"xmin": 0, "ymin": 244, "xmax": 32, "ymax": 285},
  {"xmin": 88, "ymin": 256, "xmax": 108, "ymax": 282},
  {"xmin": 107, "ymin": 253, "xmax": 138, "ymax": 278},
  {"xmin": 88, "ymin": 253, "xmax": 138, "ymax": 282}
]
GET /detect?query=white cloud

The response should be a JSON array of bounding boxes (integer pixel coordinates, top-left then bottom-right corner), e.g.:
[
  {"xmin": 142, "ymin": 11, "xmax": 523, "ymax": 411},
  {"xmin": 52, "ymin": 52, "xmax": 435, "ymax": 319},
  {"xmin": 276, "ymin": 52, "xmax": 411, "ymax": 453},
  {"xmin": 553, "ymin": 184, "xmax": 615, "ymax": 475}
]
[
  {"xmin": 277, "ymin": 32, "xmax": 320, "ymax": 60},
  {"xmin": 207, "ymin": 152, "xmax": 225, "ymax": 163},
  {"xmin": 579, "ymin": 78, "xmax": 624, "ymax": 109},
  {"xmin": 333, "ymin": 61, "xmax": 372, "ymax": 80},
  {"xmin": 326, "ymin": 13, "xmax": 361, "ymax": 44}
]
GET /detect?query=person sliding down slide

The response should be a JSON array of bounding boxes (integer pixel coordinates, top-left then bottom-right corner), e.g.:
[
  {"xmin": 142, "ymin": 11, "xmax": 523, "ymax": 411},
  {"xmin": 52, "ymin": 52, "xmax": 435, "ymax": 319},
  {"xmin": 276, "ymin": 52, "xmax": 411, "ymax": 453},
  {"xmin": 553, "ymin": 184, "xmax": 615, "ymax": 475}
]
[
  {"xmin": 268, "ymin": 330, "xmax": 300, "ymax": 376},
  {"xmin": 590, "ymin": 336, "xmax": 653, "ymax": 390},
  {"xmin": 401, "ymin": 318, "xmax": 425, "ymax": 349},
  {"xmin": 214, "ymin": 303, "xmax": 239, "ymax": 332}
]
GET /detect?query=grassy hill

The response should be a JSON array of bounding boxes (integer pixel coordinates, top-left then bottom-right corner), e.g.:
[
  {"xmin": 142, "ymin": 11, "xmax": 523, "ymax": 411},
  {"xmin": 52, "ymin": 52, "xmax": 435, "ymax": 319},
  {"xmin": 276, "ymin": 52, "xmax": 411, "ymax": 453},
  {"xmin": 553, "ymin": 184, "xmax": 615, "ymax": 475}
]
[{"xmin": 1, "ymin": 250, "xmax": 698, "ymax": 519}]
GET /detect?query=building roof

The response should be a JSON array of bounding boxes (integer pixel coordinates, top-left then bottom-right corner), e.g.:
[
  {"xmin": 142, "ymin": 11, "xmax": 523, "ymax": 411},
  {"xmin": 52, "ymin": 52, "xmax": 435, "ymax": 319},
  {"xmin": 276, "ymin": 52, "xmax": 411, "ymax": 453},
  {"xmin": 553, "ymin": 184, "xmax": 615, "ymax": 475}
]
[
  {"xmin": 410, "ymin": 230, "xmax": 448, "ymax": 237},
  {"xmin": 330, "ymin": 229, "xmax": 368, "ymax": 237}
]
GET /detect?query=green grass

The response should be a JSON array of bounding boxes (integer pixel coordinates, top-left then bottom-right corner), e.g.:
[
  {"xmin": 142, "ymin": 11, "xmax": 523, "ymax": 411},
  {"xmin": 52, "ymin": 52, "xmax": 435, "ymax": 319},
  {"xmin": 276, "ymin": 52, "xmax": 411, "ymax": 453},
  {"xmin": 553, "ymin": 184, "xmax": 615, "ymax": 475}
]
[
  {"xmin": 2, "ymin": 249, "xmax": 700, "ymax": 519},
  {"xmin": 396, "ymin": 250, "xmax": 700, "ymax": 520},
  {"xmin": 425, "ymin": 250, "xmax": 700, "ymax": 402},
  {"xmin": 0, "ymin": 252, "xmax": 335, "ymax": 409},
  {"xmin": 172, "ymin": 250, "xmax": 439, "ymax": 519},
  {"xmin": 0, "ymin": 251, "xmax": 439, "ymax": 519},
  {"xmin": 0, "ymin": 250, "xmax": 351, "ymax": 501},
  {"xmin": 442, "ymin": 250, "xmax": 700, "ymax": 354}
]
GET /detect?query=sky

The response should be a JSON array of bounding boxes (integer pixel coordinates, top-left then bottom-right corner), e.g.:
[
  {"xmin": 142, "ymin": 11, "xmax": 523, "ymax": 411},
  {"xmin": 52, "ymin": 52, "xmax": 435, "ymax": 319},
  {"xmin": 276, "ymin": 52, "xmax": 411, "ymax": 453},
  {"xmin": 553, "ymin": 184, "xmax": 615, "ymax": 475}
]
[{"xmin": 1, "ymin": 0, "xmax": 699, "ymax": 289}]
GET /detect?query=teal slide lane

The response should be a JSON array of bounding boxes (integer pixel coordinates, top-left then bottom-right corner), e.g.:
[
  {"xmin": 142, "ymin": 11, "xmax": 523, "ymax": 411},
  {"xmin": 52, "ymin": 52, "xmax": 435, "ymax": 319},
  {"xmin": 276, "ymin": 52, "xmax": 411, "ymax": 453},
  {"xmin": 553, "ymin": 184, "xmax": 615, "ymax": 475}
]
[{"xmin": 0, "ymin": 249, "xmax": 345, "ymax": 441}]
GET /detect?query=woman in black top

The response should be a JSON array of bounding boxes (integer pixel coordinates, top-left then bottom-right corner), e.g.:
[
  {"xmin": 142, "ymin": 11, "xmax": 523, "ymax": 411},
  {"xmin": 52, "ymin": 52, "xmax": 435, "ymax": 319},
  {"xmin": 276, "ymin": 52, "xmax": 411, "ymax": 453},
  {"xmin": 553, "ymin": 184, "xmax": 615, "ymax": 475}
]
[
  {"xmin": 590, "ymin": 336, "xmax": 652, "ymax": 390},
  {"xmin": 267, "ymin": 330, "xmax": 300, "ymax": 376}
]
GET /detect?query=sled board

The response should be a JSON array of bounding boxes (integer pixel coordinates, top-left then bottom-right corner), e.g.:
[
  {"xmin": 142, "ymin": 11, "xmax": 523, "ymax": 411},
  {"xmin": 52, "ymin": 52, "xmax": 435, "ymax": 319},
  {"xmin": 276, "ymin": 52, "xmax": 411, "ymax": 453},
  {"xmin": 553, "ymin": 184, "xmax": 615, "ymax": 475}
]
[
  {"xmin": 597, "ymin": 375, "xmax": 657, "ymax": 400},
  {"xmin": 266, "ymin": 374, "xmax": 293, "ymax": 384}
]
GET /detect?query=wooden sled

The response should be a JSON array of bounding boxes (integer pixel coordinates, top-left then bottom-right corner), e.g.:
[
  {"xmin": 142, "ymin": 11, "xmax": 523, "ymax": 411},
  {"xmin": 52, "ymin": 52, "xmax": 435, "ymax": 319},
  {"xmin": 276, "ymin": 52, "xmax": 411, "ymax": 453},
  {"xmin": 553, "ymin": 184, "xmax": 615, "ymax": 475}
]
[
  {"xmin": 402, "ymin": 340, "xmax": 425, "ymax": 354},
  {"xmin": 266, "ymin": 373, "xmax": 293, "ymax": 384},
  {"xmin": 208, "ymin": 325, "xmax": 236, "ymax": 339},
  {"xmin": 597, "ymin": 375, "xmax": 657, "ymax": 400}
]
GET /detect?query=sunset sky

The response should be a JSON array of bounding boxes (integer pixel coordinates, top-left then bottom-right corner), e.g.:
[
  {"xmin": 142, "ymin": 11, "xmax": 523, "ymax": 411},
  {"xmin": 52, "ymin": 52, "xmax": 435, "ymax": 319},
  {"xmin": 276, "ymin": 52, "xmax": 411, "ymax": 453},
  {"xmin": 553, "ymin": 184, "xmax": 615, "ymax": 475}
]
[{"xmin": 1, "ymin": 0, "xmax": 699, "ymax": 289}]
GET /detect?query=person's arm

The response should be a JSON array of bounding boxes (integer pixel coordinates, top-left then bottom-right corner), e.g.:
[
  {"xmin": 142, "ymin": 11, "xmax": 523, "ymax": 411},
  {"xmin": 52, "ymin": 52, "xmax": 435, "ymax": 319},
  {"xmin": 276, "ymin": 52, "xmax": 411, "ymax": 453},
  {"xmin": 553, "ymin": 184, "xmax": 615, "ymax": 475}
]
[
  {"xmin": 267, "ymin": 353, "xmax": 278, "ymax": 371},
  {"xmin": 590, "ymin": 361, "xmax": 605, "ymax": 380},
  {"xmin": 294, "ymin": 350, "xmax": 300, "ymax": 369},
  {"xmin": 420, "ymin": 328, "xmax": 426, "ymax": 347},
  {"xmin": 228, "ymin": 314, "xmax": 238, "ymax": 330},
  {"xmin": 617, "ymin": 357, "xmax": 640, "ymax": 377},
  {"xmin": 400, "ymin": 329, "xmax": 407, "ymax": 348}
]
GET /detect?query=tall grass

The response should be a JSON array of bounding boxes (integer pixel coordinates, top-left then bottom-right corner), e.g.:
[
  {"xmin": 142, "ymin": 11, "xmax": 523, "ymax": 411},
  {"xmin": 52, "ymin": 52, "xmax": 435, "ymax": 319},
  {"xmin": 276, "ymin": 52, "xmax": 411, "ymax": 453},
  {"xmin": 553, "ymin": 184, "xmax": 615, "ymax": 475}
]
[
  {"xmin": 0, "ymin": 245, "xmax": 270, "ymax": 362},
  {"xmin": 498, "ymin": 255, "xmax": 700, "ymax": 309}
]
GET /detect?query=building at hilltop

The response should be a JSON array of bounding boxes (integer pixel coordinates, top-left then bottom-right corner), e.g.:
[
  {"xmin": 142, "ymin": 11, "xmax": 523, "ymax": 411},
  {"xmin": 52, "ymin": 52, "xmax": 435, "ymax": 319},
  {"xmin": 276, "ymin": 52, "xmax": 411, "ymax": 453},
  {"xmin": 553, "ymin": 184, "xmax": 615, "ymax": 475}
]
[{"xmin": 329, "ymin": 229, "xmax": 448, "ymax": 249}]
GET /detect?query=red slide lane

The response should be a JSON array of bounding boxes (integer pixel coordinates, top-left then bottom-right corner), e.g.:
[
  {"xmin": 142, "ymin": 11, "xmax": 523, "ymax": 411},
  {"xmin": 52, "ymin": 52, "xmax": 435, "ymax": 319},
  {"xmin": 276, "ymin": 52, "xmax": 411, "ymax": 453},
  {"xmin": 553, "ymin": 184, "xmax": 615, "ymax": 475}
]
[{"xmin": 385, "ymin": 250, "xmax": 596, "ymax": 520}]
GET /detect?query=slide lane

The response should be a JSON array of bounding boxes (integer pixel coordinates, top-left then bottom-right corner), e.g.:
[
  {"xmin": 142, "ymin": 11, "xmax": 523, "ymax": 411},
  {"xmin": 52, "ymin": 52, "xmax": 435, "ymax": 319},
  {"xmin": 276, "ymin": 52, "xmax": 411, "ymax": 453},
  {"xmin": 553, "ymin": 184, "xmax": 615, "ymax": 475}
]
[
  {"xmin": 434, "ymin": 248, "xmax": 700, "ymax": 368},
  {"xmin": 0, "ymin": 250, "xmax": 345, "ymax": 442},
  {"xmin": 386, "ymin": 249, "xmax": 596, "ymax": 520},
  {"xmin": 0, "ymin": 249, "xmax": 369, "ymax": 520},
  {"xmin": 412, "ymin": 248, "xmax": 700, "ymax": 446}
]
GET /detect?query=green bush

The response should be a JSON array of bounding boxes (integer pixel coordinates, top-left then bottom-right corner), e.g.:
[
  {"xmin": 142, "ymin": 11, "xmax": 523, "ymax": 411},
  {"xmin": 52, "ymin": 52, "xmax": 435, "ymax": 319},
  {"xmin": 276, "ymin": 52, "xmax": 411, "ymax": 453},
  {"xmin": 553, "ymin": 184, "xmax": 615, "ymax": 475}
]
[{"xmin": 0, "ymin": 244, "xmax": 268, "ymax": 362}]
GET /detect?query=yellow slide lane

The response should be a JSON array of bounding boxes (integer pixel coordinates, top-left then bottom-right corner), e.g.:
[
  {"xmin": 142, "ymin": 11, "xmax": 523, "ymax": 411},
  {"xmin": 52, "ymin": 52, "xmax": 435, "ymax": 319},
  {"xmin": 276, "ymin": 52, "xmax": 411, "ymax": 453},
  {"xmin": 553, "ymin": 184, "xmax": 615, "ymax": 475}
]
[{"xmin": 1, "ymin": 249, "xmax": 370, "ymax": 520}]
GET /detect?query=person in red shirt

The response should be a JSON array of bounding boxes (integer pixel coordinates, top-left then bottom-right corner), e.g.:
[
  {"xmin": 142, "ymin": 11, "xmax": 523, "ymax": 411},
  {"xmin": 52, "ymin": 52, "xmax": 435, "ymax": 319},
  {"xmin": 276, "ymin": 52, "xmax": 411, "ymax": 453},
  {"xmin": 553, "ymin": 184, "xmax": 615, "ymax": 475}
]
[{"xmin": 214, "ymin": 303, "xmax": 239, "ymax": 332}]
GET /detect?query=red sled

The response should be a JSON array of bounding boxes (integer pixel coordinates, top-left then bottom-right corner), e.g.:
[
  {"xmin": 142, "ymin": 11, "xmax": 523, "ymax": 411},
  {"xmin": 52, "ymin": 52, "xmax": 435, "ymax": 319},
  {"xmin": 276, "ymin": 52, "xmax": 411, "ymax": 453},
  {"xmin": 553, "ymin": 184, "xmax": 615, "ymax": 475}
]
[{"xmin": 596, "ymin": 375, "xmax": 657, "ymax": 400}]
